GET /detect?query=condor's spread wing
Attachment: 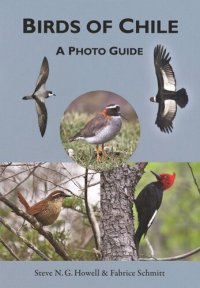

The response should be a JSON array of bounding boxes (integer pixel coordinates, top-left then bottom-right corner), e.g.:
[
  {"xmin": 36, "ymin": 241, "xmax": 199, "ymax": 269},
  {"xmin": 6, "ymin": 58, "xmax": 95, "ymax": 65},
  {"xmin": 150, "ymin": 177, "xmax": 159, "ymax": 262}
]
[
  {"xmin": 155, "ymin": 99, "xmax": 177, "ymax": 133},
  {"xmin": 154, "ymin": 45, "xmax": 176, "ymax": 93}
]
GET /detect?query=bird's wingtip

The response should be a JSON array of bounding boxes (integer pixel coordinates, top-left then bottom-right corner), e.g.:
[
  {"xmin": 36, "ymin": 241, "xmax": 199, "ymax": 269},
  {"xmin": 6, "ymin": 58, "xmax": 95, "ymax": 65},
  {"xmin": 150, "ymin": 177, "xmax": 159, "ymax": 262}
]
[
  {"xmin": 22, "ymin": 96, "xmax": 29, "ymax": 100},
  {"xmin": 40, "ymin": 130, "xmax": 45, "ymax": 137}
]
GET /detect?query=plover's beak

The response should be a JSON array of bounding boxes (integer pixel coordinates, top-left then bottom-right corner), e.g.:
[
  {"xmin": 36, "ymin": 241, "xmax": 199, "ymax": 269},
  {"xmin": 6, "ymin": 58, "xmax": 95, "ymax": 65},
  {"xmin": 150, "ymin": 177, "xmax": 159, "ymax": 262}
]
[
  {"xmin": 53, "ymin": 93, "xmax": 56, "ymax": 96},
  {"xmin": 120, "ymin": 113, "xmax": 128, "ymax": 121},
  {"xmin": 151, "ymin": 171, "xmax": 161, "ymax": 180}
]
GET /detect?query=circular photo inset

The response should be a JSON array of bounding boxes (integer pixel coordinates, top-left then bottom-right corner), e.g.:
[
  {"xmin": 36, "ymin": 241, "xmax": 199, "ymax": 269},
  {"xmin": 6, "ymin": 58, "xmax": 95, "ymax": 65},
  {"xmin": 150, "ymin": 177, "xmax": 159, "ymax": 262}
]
[{"xmin": 60, "ymin": 91, "xmax": 140, "ymax": 171}]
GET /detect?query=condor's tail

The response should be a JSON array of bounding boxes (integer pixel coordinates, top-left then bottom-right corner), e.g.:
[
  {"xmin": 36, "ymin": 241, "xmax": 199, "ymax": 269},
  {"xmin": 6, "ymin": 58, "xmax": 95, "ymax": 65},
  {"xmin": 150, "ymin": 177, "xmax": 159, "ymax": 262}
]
[{"xmin": 175, "ymin": 88, "xmax": 188, "ymax": 108}]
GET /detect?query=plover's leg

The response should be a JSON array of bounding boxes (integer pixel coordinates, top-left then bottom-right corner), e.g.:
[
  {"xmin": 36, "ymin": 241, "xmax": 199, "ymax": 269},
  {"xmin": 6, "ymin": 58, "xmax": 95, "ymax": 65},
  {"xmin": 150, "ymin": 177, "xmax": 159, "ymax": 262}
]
[
  {"xmin": 96, "ymin": 145, "xmax": 100, "ymax": 161},
  {"xmin": 102, "ymin": 143, "xmax": 106, "ymax": 160}
]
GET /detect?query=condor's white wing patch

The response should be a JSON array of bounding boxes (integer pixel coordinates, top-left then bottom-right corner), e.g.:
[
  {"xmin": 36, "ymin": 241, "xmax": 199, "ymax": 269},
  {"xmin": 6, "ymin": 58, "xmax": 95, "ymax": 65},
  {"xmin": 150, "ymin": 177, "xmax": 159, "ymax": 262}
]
[
  {"xmin": 162, "ymin": 99, "xmax": 177, "ymax": 121},
  {"xmin": 161, "ymin": 66, "xmax": 176, "ymax": 92},
  {"xmin": 154, "ymin": 45, "xmax": 176, "ymax": 92}
]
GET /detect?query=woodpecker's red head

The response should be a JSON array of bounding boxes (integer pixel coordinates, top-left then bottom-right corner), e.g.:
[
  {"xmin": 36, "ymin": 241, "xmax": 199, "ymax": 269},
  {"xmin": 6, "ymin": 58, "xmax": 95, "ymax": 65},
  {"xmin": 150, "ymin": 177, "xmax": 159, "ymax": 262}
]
[{"xmin": 151, "ymin": 171, "xmax": 176, "ymax": 190}]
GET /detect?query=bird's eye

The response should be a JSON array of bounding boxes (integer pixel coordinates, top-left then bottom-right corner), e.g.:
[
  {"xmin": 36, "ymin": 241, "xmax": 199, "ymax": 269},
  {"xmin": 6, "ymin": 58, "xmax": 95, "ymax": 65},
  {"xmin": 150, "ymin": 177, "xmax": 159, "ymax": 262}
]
[{"xmin": 162, "ymin": 175, "xmax": 168, "ymax": 180}]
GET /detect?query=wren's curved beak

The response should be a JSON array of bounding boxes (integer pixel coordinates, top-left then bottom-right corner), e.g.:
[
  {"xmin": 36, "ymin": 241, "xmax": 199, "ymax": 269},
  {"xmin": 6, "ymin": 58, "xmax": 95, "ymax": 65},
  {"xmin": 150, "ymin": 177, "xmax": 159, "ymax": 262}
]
[
  {"xmin": 64, "ymin": 189, "xmax": 72, "ymax": 197},
  {"xmin": 65, "ymin": 194, "xmax": 71, "ymax": 198},
  {"xmin": 59, "ymin": 191, "xmax": 69, "ymax": 198},
  {"xmin": 151, "ymin": 170, "xmax": 161, "ymax": 180}
]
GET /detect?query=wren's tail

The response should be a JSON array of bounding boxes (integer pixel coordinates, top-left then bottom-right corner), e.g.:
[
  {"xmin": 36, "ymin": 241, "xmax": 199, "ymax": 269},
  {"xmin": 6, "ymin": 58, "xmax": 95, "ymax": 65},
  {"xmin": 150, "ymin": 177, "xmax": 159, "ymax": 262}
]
[
  {"xmin": 175, "ymin": 88, "xmax": 188, "ymax": 108},
  {"xmin": 22, "ymin": 95, "xmax": 34, "ymax": 100},
  {"xmin": 17, "ymin": 192, "xmax": 30, "ymax": 211}
]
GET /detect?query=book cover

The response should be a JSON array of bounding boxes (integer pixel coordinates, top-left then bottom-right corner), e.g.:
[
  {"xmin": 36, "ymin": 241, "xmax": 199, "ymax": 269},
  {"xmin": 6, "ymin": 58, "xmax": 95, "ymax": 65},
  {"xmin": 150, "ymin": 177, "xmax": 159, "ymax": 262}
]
[{"xmin": 0, "ymin": 0, "xmax": 199, "ymax": 287}]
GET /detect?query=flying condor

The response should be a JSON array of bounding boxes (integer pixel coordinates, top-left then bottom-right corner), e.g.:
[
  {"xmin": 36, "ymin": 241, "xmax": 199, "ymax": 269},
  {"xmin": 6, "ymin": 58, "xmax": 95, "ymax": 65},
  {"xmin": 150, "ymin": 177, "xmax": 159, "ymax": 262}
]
[{"xmin": 150, "ymin": 44, "xmax": 188, "ymax": 133}]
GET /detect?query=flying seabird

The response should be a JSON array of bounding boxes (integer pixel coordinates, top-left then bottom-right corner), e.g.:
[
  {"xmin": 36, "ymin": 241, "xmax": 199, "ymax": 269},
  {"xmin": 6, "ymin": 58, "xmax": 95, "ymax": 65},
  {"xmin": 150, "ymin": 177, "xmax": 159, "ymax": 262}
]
[{"xmin": 22, "ymin": 57, "xmax": 56, "ymax": 137}]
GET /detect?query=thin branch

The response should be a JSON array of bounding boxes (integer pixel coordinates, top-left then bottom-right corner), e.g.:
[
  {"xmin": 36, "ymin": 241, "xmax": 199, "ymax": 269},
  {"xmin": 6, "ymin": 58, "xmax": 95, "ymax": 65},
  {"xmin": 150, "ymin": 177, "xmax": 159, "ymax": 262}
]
[
  {"xmin": 0, "ymin": 163, "xmax": 40, "ymax": 168},
  {"xmin": 0, "ymin": 163, "xmax": 45, "ymax": 185},
  {"xmin": 0, "ymin": 193, "xmax": 71, "ymax": 260},
  {"xmin": 0, "ymin": 236, "xmax": 21, "ymax": 260},
  {"xmin": 145, "ymin": 237, "xmax": 155, "ymax": 258},
  {"xmin": 140, "ymin": 246, "xmax": 200, "ymax": 261},
  {"xmin": 60, "ymin": 164, "xmax": 84, "ymax": 190},
  {"xmin": 4, "ymin": 163, "xmax": 43, "ymax": 196},
  {"xmin": 187, "ymin": 162, "xmax": 200, "ymax": 195},
  {"xmin": 1, "ymin": 163, "xmax": 98, "ymax": 199},
  {"xmin": 0, "ymin": 162, "xmax": 12, "ymax": 176},
  {"xmin": 158, "ymin": 246, "xmax": 200, "ymax": 260},
  {"xmin": 135, "ymin": 162, "xmax": 148, "ymax": 173},
  {"xmin": 87, "ymin": 181, "xmax": 100, "ymax": 188},
  {"xmin": 84, "ymin": 168, "xmax": 100, "ymax": 250},
  {"xmin": 0, "ymin": 168, "xmax": 29, "ymax": 184},
  {"xmin": 29, "ymin": 173, "xmax": 78, "ymax": 198},
  {"xmin": 0, "ymin": 218, "xmax": 49, "ymax": 261},
  {"xmin": 66, "ymin": 207, "xmax": 86, "ymax": 216}
]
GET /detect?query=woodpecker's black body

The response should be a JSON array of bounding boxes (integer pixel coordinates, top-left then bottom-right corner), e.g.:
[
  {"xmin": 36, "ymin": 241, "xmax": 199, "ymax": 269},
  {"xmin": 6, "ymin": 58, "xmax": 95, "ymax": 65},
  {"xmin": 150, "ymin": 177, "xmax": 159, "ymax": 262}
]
[
  {"xmin": 134, "ymin": 171, "xmax": 176, "ymax": 256},
  {"xmin": 134, "ymin": 181, "xmax": 164, "ymax": 253},
  {"xmin": 150, "ymin": 44, "xmax": 188, "ymax": 133}
]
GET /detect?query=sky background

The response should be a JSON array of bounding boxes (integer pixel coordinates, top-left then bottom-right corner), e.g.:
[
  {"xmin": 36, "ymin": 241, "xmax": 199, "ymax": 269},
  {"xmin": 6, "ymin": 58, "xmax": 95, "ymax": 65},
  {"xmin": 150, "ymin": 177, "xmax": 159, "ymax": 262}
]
[{"xmin": 0, "ymin": 0, "xmax": 199, "ymax": 162}]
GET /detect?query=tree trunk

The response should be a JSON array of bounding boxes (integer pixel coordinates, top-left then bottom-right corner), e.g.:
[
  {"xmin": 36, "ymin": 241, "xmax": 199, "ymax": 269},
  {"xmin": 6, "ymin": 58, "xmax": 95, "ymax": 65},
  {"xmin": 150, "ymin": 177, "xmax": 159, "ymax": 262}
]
[{"xmin": 100, "ymin": 163, "xmax": 147, "ymax": 260}]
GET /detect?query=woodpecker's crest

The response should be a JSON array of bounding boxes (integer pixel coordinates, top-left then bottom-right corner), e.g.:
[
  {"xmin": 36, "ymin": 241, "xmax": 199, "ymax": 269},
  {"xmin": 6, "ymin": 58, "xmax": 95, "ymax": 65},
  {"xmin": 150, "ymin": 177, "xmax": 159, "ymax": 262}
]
[{"xmin": 151, "ymin": 171, "xmax": 176, "ymax": 190}]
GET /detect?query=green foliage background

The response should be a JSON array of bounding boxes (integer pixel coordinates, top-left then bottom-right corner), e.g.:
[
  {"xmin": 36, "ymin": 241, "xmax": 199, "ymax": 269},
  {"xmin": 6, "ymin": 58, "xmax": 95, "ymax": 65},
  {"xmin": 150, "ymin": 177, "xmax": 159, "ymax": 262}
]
[
  {"xmin": 0, "ymin": 195, "xmax": 96, "ymax": 261},
  {"xmin": 133, "ymin": 162, "xmax": 200, "ymax": 260}
]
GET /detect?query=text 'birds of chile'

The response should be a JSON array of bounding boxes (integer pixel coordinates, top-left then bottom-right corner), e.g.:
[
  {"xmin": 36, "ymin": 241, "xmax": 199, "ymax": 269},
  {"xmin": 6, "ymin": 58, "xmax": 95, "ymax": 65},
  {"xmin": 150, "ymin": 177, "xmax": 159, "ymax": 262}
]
[
  {"xmin": 23, "ymin": 57, "xmax": 56, "ymax": 137},
  {"xmin": 151, "ymin": 45, "xmax": 188, "ymax": 133}
]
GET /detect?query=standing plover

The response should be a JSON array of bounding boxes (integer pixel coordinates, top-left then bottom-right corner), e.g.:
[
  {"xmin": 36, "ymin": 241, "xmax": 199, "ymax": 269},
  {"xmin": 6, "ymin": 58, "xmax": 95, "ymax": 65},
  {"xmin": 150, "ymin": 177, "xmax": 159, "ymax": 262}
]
[{"xmin": 70, "ymin": 104, "xmax": 125, "ymax": 161}]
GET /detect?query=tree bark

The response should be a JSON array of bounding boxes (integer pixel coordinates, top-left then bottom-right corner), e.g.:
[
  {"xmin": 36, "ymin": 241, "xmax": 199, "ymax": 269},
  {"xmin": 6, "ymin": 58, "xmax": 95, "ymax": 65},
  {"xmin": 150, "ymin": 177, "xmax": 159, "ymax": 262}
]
[{"xmin": 100, "ymin": 163, "xmax": 147, "ymax": 260}]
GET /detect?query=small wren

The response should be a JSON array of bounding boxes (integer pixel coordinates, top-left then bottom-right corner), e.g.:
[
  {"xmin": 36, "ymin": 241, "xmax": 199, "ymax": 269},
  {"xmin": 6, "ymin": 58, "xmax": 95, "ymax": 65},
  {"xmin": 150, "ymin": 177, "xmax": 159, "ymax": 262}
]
[{"xmin": 17, "ymin": 190, "xmax": 70, "ymax": 226}]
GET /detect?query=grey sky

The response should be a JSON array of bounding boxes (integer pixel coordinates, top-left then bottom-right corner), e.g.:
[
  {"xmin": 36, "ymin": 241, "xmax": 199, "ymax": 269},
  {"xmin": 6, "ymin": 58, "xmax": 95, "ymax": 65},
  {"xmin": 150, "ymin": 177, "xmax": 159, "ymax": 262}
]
[{"xmin": 0, "ymin": 0, "xmax": 199, "ymax": 162}]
